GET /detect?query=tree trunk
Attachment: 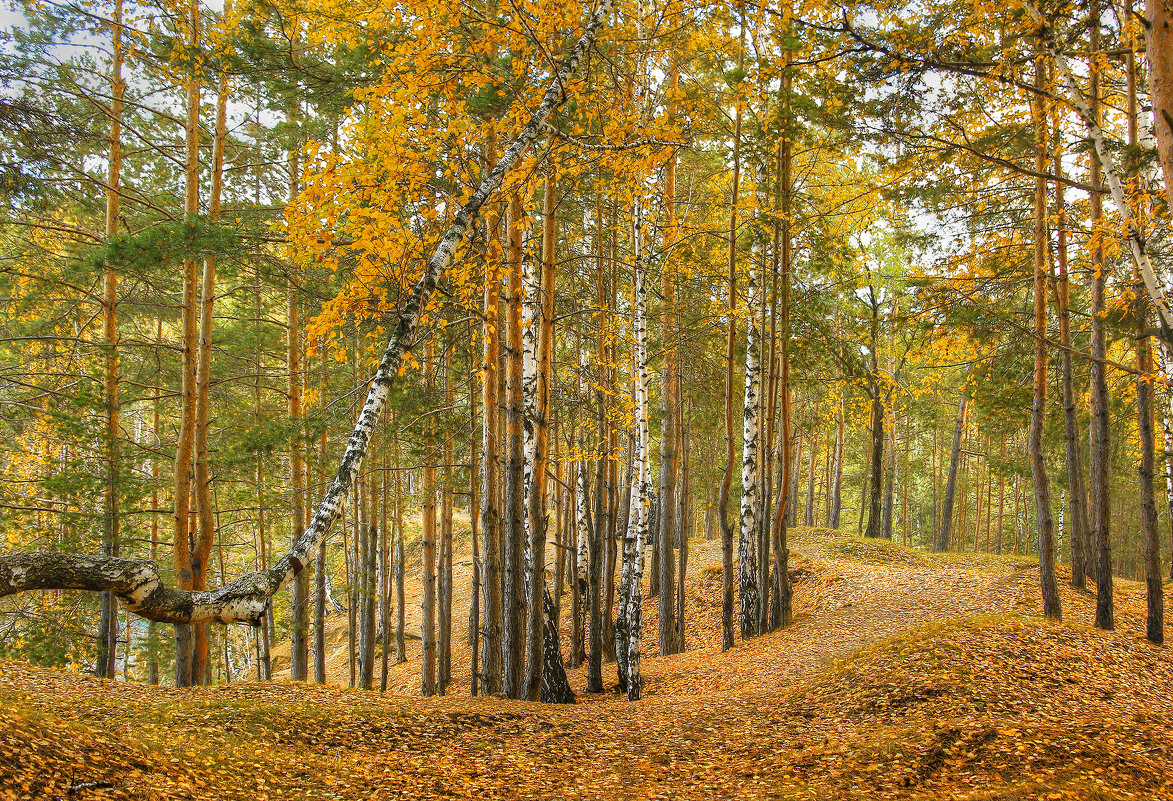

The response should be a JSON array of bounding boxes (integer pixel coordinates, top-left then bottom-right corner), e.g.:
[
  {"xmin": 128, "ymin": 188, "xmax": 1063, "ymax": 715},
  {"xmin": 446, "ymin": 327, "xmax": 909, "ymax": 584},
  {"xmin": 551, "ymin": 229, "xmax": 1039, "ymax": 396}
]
[
  {"xmin": 172, "ymin": 0, "xmax": 201, "ymax": 687},
  {"xmin": 1086, "ymin": 5, "xmax": 1115, "ymax": 630},
  {"xmin": 468, "ymin": 364, "xmax": 481, "ymax": 695},
  {"xmin": 190, "ymin": 66, "xmax": 227, "ymax": 686},
  {"xmin": 827, "ymin": 395, "xmax": 844, "ymax": 529},
  {"xmin": 439, "ymin": 346, "xmax": 454, "ymax": 695},
  {"xmin": 658, "ymin": 87, "xmax": 679, "ymax": 657},
  {"xmin": 96, "ymin": 0, "xmax": 124, "ymax": 682},
  {"xmin": 502, "ymin": 192, "xmax": 527, "ymax": 699},
  {"xmin": 0, "ymin": 0, "xmax": 617, "ymax": 630},
  {"xmin": 719, "ymin": 40, "xmax": 743, "ymax": 650},
  {"xmin": 738, "ymin": 152, "xmax": 764, "ymax": 637},
  {"xmin": 1030, "ymin": 44, "xmax": 1061, "ymax": 621},
  {"xmin": 623, "ymin": 202, "xmax": 651, "ymax": 701},
  {"xmin": 394, "ymin": 433, "xmax": 406, "ymax": 664},
  {"xmin": 587, "ymin": 193, "xmax": 606, "ymax": 691},
  {"xmin": 864, "ymin": 384, "xmax": 884, "ymax": 539},
  {"xmin": 1144, "ymin": 0, "xmax": 1173, "ymax": 215},
  {"xmin": 522, "ymin": 169, "xmax": 562, "ymax": 702},
  {"xmin": 936, "ymin": 391, "xmax": 967, "ymax": 552},
  {"xmin": 479, "ymin": 177, "xmax": 503, "ymax": 695},
  {"xmin": 1129, "ymin": 35, "xmax": 1165, "ymax": 644},
  {"xmin": 422, "ymin": 340, "xmax": 438, "ymax": 697},
  {"xmin": 1052, "ymin": 113, "xmax": 1090, "ymax": 589}
]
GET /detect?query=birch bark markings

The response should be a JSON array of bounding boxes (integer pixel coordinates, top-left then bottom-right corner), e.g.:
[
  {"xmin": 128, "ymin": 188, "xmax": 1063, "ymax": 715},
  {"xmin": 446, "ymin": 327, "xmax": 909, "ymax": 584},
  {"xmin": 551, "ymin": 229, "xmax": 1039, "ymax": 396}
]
[
  {"xmin": 739, "ymin": 160, "xmax": 764, "ymax": 640},
  {"xmin": 522, "ymin": 170, "xmax": 557, "ymax": 701},
  {"xmin": 624, "ymin": 202, "xmax": 651, "ymax": 701},
  {"xmin": 0, "ymin": 0, "xmax": 616, "ymax": 628}
]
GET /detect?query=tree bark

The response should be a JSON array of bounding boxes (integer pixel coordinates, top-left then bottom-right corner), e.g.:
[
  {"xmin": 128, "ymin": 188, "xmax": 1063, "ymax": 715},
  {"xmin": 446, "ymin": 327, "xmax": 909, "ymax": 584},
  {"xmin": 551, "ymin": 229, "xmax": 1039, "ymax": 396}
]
[
  {"xmin": 1030, "ymin": 43, "xmax": 1061, "ymax": 621},
  {"xmin": 1143, "ymin": 0, "xmax": 1173, "ymax": 215},
  {"xmin": 172, "ymin": 0, "xmax": 201, "ymax": 686},
  {"xmin": 422, "ymin": 341, "xmax": 438, "ymax": 697},
  {"xmin": 623, "ymin": 202, "xmax": 651, "ymax": 701},
  {"xmin": 502, "ymin": 192, "xmax": 527, "ymax": 699},
  {"xmin": 1052, "ymin": 111, "xmax": 1090, "ymax": 590},
  {"xmin": 96, "ymin": 0, "xmax": 124, "ymax": 682},
  {"xmin": 479, "ymin": 171, "xmax": 503, "ymax": 696},
  {"xmin": 936, "ymin": 390, "xmax": 967, "ymax": 553},
  {"xmin": 0, "ymin": 0, "xmax": 616, "ymax": 630}
]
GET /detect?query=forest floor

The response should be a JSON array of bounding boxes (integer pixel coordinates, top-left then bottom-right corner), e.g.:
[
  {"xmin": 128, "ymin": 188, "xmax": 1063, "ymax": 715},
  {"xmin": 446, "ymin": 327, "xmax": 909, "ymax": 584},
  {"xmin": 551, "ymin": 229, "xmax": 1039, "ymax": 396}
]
[{"xmin": 2, "ymin": 527, "xmax": 1173, "ymax": 800}]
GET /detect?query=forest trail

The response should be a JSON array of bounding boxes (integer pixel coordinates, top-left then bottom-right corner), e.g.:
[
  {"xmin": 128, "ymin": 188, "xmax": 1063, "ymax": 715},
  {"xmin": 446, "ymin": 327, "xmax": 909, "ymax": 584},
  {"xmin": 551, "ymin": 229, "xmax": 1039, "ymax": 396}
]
[{"xmin": 3, "ymin": 529, "xmax": 1173, "ymax": 800}]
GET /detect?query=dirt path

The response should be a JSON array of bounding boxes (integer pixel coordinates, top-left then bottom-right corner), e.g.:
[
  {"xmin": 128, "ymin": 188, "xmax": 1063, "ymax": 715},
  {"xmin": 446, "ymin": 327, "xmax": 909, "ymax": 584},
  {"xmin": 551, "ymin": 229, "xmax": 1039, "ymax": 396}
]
[{"xmin": 4, "ymin": 530, "xmax": 1172, "ymax": 800}]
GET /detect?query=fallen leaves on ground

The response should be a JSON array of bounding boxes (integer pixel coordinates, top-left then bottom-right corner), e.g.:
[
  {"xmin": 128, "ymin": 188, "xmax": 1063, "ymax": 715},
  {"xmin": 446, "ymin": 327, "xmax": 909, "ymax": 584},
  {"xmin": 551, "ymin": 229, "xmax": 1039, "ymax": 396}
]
[{"xmin": 2, "ymin": 527, "xmax": 1171, "ymax": 800}]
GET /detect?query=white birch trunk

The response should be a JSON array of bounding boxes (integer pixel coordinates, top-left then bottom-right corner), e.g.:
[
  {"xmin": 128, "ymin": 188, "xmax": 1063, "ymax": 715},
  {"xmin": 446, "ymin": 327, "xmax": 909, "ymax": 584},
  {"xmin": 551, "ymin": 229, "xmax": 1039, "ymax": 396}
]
[
  {"xmin": 625, "ymin": 201, "xmax": 651, "ymax": 701},
  {"xmin": 738, "ymin": 165, "xmax": 763, "ymax": 638},
  {"xmin": 522, "ymin": 231, "xmax": 540, "ymax": 592},
  {"xmin": 0, "ymin": 0, "xmax": 616, "ymax": 625}
]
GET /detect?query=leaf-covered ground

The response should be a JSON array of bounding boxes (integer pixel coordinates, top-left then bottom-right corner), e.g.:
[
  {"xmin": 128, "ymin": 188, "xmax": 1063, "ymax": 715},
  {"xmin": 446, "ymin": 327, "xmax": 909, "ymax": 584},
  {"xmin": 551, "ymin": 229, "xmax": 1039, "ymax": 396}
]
[{"xmin": 2, "ymin": 528, "xmax": 1172, "ymax": 800}]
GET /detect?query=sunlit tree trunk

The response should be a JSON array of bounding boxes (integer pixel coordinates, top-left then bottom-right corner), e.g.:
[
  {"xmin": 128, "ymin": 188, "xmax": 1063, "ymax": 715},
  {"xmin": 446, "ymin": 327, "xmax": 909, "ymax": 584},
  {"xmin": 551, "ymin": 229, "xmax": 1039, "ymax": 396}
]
[
  {"xmin": 172, "ymin": 0, "xmax": 201, "ymax": 687},
  {"xmin": 190, "ymin": 63, "xmax": 227, "ymax": 686},
  {"xmin": 479, "ymin": 177, "xmax": 503, "ymax": 695},
  {"xmin": 1144, "ymin": 0, "xmax": 1173, "ymax": 213},
  {"xmin": 587, "ymin": 193, "xmax": 606, "ymax": 690},
  {"xmin": 96, "ymin": 0, "xmax": 124, "ymax": 681}
]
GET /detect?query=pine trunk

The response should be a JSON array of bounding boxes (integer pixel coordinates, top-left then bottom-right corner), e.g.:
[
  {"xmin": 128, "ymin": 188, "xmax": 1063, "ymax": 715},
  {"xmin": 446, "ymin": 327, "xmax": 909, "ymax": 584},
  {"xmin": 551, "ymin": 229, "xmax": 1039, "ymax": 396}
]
[{"xmin": 1031, "ymin": 45, "xmax": 1061, "ymax": 620}]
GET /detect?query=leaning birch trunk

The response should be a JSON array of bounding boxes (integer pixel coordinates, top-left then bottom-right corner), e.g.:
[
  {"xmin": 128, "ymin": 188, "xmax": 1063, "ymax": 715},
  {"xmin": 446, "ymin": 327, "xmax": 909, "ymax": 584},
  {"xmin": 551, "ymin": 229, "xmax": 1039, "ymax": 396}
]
[
  {"xmin": 0, "ymin": 0, "xmax": 615, "ymax": 627},
  {"xmin": 624, "ymin": 201, "xmax": 652, "ymax": 701},
  {"xmin": 1029, "ymin": 42, "xmax": 1061, "ymax": 620},
  {"xmin": 96, "ymin": 0, "xmax": 124, "ymax": 682},
  {"xmin": 1026, "ymin": 0, "xmax": 1173, "ymax": 341}
]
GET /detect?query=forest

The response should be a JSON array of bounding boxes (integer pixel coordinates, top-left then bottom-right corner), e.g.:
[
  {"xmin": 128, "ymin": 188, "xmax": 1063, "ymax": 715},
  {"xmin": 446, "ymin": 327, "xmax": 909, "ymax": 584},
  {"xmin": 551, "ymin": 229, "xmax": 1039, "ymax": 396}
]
[{"xmin": 1, "ymin": 0, "xmax": 1172, "ymax": 796}]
